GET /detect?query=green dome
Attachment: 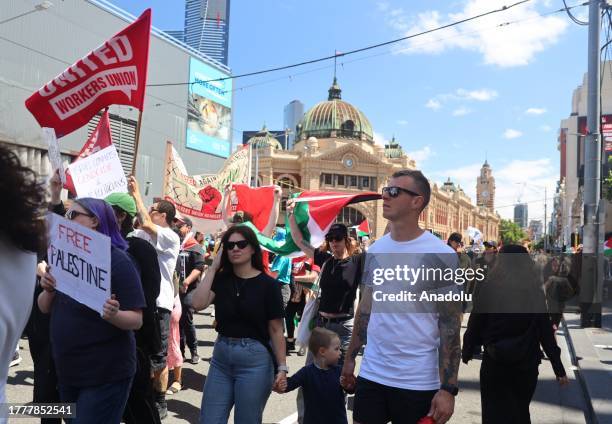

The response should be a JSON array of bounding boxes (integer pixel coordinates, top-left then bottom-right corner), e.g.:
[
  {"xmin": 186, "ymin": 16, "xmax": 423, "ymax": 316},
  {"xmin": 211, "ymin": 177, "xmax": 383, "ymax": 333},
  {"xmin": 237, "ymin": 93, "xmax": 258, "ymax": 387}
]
[
  {"xmin": 297, "ymin": 78, "xmax": 374, "ymax": 142},
  {"xmin": 248, "ymin": 125, "xmax": 283, "ymax": 150}
]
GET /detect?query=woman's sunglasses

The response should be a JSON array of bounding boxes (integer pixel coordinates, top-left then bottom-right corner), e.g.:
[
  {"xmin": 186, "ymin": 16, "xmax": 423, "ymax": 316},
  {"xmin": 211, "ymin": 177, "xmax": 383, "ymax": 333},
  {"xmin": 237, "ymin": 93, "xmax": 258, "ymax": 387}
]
[
  {"xmin": 65, "ymin": 210, "xmax": 93, "ymax": 220},
  {"xmin": 325, "ymin": 235, "xmax": 345, "ymax": 242},
  {"xmin": 382, "ymin": 186, "xmax": 422, "ymax": 198},
  {"xmin": 225, "ymin": 240, "xmax": 250, "ymax": 250}
]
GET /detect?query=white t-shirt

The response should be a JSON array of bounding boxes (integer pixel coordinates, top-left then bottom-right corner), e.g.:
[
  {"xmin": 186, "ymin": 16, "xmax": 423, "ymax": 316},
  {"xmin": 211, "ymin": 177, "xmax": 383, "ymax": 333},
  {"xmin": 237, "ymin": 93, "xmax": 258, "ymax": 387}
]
[
  {"xmin": 132, "ymin": 226, "xmax": 180, "ymax": 312},
  {"xmin": 0, "ymin": 239, "xmax": 36, "ymax": 417},
  {"xmin": 359, "ymin": 231, "xmax": 457, "ymax": 391}
]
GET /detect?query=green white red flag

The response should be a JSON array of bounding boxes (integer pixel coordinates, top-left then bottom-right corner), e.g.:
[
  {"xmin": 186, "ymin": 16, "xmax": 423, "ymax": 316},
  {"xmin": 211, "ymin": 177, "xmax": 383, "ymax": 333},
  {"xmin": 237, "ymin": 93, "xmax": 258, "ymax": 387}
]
[
  {"xmin": 356, "ymin": 219, "xmax": 370, "ymax": 237},
  {"xmin": 245, "ymin": 191, "xmax": 380, "ymax": 257}
]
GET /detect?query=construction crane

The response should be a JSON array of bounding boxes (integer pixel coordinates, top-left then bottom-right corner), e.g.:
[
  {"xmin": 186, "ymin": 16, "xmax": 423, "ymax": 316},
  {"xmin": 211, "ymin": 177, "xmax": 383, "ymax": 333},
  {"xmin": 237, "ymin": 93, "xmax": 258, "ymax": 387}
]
[{"xmin": 516, "ymin": 182, "xmax": 526, "ymax": 203}]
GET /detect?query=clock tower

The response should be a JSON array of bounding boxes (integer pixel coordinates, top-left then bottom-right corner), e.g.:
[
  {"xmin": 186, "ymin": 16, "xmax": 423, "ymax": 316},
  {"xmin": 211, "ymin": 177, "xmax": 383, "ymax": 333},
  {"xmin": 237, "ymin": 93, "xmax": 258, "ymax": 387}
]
[{"xmin": 477, "ymin": 160, "xmax": 495, "ymax": 210}]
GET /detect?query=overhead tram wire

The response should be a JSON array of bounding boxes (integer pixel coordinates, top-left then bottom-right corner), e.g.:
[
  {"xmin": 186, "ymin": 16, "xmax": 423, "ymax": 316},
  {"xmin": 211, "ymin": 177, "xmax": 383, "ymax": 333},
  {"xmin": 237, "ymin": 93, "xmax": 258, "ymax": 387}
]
[
  {"xmin": 0, "ymin": 1, "xmax": 588, "ymax": 102},
  {"xmin": 562, "ymin": 0, "xmax": 588, "ymax": 25},
  {"xmin": 150, "ymin": 0, "xmax": 589, "ymax": 101},
  {"xmin": 147, "ymin": 0, "xmax": 536, "ymax": 88},
  {"xmin": 0, "ymin": 1, "xmax": 588, "ymax": 138}
]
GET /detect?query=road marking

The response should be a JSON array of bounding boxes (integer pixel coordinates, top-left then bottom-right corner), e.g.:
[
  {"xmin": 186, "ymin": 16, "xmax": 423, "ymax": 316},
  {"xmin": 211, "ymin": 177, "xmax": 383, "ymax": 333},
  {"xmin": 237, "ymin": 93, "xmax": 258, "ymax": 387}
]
[{"xmin": 277, "ymin": 412, "xmax": 298, "ymax": 424}]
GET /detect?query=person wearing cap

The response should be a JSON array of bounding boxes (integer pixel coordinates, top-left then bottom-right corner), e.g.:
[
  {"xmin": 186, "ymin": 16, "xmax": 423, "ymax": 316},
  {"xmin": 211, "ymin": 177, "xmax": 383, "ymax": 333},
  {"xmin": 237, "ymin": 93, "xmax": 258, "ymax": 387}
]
[
  {"xmin": 128, "ymin": 176, "xmax": 180, "ymax": 420},
  {"xmin": 105, "ymin": 192, "xmax": 163, "ymax": 424},
  {"xmin": 475, "ymin": 240, "xmax": 498, "ymax": 281},
  {"xmin": 287, "ymin": 203, "xmax": 365, "ymax": 421},
  {"xmin": 174, "ymin": 216, "xmax": 206, "ymax": 365}
]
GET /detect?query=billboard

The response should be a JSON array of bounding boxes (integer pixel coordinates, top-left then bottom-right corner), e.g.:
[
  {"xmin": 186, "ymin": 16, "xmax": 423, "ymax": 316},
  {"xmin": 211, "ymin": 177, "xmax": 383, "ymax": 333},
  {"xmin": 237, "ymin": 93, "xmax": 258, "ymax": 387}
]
[{"xmin": 186, "ymin": 58, "xmax": 232, "ymax": 157}]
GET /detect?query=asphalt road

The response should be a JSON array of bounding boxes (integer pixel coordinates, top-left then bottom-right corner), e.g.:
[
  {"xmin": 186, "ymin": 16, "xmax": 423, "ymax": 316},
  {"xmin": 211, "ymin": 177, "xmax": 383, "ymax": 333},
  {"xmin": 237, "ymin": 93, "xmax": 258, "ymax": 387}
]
[{"xmin": 6, "ymin": 307, "xmax": 588, "ymax": 423}]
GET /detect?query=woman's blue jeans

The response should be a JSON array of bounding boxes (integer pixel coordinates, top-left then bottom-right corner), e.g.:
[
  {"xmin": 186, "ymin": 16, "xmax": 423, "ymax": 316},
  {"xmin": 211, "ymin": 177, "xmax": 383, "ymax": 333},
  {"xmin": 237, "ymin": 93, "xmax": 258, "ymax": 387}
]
[
  {"xmin": 59, "ymin": 376, "xmax": 133, "ymax": 424},
  {"xmin": 200, "ymin": 336, "xmax": 274, "ymax": 424}
]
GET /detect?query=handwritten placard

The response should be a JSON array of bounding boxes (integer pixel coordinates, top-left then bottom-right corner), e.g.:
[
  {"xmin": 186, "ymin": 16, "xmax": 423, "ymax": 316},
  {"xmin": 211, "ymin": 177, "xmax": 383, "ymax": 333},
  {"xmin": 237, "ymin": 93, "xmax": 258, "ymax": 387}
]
[
  {"xmin": 47, "ymin": 213, "xmax": 111, "ymax": 315},
  {"xmin": 68, "ymin": 145, "xmax": 127, "ymax": 199}
]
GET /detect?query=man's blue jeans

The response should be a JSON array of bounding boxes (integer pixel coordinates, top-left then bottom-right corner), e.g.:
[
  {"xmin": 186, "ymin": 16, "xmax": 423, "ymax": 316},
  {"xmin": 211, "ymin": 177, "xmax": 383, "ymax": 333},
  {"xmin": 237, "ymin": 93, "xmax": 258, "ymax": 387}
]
[
  {"xmin": 59, "ymin": 376, "xmax": 133, "ymax": 424},
  {"xmin": 200, "ymin": 336, "xmax": 274, "ymax": 424}
]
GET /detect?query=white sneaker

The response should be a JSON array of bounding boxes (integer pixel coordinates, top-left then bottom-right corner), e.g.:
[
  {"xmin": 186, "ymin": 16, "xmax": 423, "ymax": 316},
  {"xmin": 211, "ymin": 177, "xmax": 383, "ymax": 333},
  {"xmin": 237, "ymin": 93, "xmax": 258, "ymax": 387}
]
[{"xmin": 9, "ymin": 351, "xmax": 21, "ymax": 367}]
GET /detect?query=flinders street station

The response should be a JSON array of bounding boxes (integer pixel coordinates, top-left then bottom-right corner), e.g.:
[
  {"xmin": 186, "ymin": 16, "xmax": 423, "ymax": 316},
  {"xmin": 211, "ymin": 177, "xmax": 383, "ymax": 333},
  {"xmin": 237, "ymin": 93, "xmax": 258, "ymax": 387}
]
[{"xmin": 247, "ymin": 78, "xmax": 500, "ymax": 241}]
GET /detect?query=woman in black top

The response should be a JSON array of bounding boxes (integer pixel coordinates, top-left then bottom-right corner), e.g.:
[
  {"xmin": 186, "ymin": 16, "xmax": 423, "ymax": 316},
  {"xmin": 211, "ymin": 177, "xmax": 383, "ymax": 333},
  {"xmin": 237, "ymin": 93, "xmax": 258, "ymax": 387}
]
[
  {"xmin": 462, "ymin": 245, "xmax": 569, "ymax": 424},
  {"xmin": 192, "ymin": 225, "xmax": 287, "ymax": 424},
  {"xmin": 287, "ymin": 202, "xmax": 363, "ymax": 366}
]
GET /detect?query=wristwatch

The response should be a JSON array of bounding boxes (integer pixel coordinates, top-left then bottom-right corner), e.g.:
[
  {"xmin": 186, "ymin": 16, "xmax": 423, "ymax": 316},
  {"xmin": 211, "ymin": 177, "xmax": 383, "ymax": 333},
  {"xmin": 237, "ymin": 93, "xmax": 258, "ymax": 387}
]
[
  {"xmin": 277, "ymin": 364, "xmax": 289, "ymax": 374},
  {"xmin": 440, "ymin": 384, "xmax": 459, "ymax": 396}
]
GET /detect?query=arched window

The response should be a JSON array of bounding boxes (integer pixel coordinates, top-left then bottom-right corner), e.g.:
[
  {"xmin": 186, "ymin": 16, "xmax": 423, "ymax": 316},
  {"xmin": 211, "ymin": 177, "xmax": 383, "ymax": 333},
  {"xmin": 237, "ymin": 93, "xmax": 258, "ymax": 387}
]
[
  {"xmin": 336, "ymin": 206, "xmax": 366, "ymax": 227},
  {"xmin": 277, "ymin": 177, "xmax": 295, "ymax": 190},
  {"xmin": 340, "ymin": 120, "xmax": 355, "ymax": 137}
]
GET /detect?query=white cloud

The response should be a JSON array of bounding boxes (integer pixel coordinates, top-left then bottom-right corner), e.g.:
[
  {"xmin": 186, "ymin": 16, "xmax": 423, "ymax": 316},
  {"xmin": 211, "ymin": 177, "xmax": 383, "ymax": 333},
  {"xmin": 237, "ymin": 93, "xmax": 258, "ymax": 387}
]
[
  {"xmin": 525, "ymin": 107, "xmax": 547, "ymax": 115},
  {"xmin": 383, "ymin": 0, "xmax": 569, "ymax": 67},
  {"xmin": 427, "ymin": 88, "xmax": 498, "ymax": 112},
  {"xmin": 452, "ymin": 107, "xmax": 471, "ymax": 117},
  {"xmin": 373, "ymin": 131, "xmax": 386, "ymax": 146},
  {"xmin": 396, "ymin": 119, "xmax": 409, "ymax": 125},
  {"xmin": 432, "ymin": 158, "xmax": 558, "ymax": 220},
  {"xmin": 407, "ymin": 145, "xmax": 435, "ymax": 163},
  {"xmin": 503, "ymin": 129, "xmax": 523, "ymax": 139},
  {"xmin": 425, "ymin": 99, "xmax": 441, "ymax": 110},
  {"xmin": 456, "ymin": 88, "xmax": 498, "ymax": 101}
]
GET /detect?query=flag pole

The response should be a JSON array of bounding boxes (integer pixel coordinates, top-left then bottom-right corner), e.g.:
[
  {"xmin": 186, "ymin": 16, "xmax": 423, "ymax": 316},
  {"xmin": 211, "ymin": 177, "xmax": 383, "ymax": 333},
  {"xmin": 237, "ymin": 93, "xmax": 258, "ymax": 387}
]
[
  {"xmin": 131, "ymin": 110, "xmax": 143, "ymax": 175},
  {"xmin": 248, "ymin": 142, "xmax": 253, "ymax": 187},
  {"xmin": 161, "ymin": 141, "xmax": 172, "ymax": 201}
]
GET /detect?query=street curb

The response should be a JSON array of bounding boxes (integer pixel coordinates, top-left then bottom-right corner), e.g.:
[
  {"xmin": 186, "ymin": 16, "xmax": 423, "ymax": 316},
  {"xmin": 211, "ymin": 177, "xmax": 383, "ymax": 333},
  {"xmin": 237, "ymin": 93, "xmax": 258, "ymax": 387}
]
[{"xmin": 562, "ymin": 317, "xmax": 600, "ymax": 424}]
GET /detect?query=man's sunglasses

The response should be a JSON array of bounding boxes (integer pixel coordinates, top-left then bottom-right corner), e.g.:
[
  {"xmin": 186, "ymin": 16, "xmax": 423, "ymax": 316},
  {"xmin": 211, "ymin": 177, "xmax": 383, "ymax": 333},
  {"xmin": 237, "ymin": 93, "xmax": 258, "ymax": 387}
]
[
  {"xmin": 65, "ymin": 210, "xmax": 93, "ymax": 220},
  {"xmin": 325, "ymin": 235, "xmax": 345, "ymax": 242},
  {"xmin": 382, "ymin": 186, "xmax": 422, "ymax": 198},
  {"xmin": 225, "ymin": 240, "xmax": 250, "ymax": 250}
]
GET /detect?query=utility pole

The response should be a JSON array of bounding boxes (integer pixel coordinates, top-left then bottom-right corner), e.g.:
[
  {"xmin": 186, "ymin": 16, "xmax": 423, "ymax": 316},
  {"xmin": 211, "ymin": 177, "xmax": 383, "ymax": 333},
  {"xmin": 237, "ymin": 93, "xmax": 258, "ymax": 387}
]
[{"xmin": 581, "ymin": 0, "xmax": 603, "ymax": 327}]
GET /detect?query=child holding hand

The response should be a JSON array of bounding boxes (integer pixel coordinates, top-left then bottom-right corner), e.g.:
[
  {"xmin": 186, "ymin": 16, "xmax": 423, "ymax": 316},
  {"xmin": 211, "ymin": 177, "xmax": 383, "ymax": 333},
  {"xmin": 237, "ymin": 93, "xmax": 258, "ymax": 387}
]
[{"xmin": 275, "ymin": 327, "xmax": 349, "ymax": 424}]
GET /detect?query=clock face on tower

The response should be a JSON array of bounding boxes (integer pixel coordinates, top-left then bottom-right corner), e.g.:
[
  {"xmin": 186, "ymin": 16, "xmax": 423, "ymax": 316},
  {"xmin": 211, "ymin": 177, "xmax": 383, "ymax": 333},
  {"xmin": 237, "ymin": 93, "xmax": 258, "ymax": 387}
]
[
  {"xmin": 342, "ymin": 155, "xmax": 355, "ymax": 169},
  {"xmin": 482, "ymin": 190, "xmax": 489, "ymax": 199}
]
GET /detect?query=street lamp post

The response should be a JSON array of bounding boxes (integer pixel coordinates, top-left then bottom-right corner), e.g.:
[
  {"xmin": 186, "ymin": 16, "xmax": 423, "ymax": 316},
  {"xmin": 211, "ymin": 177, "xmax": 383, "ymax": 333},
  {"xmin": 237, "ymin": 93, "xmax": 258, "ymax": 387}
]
[{"xmin": 0, "ymin": 2, "xmax": 53, "ymax": 25}]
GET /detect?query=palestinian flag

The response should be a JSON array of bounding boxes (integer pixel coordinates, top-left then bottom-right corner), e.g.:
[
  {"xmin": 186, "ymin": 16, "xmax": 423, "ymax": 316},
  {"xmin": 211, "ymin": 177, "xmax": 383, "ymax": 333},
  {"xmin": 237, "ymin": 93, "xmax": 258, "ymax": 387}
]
[
  {"xmin": 356, "ymin": 219, "xmax": 370, "ymax": 237},
  {"xmin": 245, "ymin": 191, "xmax": 380, "ymax": 257},
  {"xmin": 605, "ymin": 236, "xmax": 612, "ymax": 257}
]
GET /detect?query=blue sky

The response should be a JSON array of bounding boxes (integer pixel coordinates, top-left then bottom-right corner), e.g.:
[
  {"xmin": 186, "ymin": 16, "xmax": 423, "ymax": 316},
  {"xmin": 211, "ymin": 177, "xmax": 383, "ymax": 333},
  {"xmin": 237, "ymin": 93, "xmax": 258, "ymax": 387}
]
[{"xmin": 113, "ymin": 0, "xmax": 589, "ymax": 221}]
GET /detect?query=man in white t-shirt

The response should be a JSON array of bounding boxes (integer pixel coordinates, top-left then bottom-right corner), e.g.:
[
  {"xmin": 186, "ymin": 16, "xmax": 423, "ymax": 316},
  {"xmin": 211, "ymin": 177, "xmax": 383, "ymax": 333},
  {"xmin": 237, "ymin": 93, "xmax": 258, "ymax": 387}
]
[
  {"xmin": 341, "ymin": 170, "xmax": 462, "ymax": 424},
  {"xmin": 129, "ymin": 176, "xmax": 180, "ymax": 420}
]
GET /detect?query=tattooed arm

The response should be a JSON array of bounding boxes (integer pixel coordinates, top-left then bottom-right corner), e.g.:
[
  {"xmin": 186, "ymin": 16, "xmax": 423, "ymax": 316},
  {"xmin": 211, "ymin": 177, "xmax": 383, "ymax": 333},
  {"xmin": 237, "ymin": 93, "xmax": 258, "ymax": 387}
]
[
  {"xmin": 340, "ymin": 285, "xmax": 372, "ymax": 392},
  {"xmin": 428, "ymin": 299, "xmax": 462, "ymax": 424}
]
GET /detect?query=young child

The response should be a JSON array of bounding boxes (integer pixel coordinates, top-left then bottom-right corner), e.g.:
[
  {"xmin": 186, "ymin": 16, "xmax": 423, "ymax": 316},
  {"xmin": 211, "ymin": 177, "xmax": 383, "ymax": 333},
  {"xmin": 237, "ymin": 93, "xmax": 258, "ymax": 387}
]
[{"xmin": 277, "ymin": 327, "xmax": 349, "ymax": 424}]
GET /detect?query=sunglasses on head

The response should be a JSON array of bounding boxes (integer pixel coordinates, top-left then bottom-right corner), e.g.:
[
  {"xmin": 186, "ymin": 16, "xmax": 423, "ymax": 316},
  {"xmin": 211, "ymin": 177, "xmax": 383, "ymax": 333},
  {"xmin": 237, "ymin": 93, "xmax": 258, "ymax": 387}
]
[
  {"xmin": 382, "ymin": 186, "xmax": 422, "ymax": 198},
  {"xmin": 225, "ymin": 240, "xmax": 250, "ymax": 250},
  {"xmin": 65, "ymin": 210, "xmax": 93, "ymax": 220},
  {"xmin": 326, "ymin": 235, "xmax": 345, "ymax": 242}
]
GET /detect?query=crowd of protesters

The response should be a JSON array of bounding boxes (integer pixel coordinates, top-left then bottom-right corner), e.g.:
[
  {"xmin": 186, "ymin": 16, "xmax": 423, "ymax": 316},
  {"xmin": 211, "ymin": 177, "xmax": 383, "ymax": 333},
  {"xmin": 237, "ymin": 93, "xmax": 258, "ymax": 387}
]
[{"xmin": 1, "ymin": 145, "xmax": 580, "ymax": 424}]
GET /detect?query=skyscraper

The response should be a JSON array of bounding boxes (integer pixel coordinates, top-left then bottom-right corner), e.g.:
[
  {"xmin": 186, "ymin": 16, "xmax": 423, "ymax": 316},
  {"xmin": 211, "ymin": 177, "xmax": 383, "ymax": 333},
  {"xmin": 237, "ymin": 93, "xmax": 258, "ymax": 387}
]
[
  {"xmin": 166, "ymin": 0, "xmax": 231, "ymax": 66},
  {"xmin": 514, "ymin": 203, "xmax": 529, "ymax": 229},
  {"xmin": 283, "ymin": 100, "xmax": 304, "ymax": 150}
]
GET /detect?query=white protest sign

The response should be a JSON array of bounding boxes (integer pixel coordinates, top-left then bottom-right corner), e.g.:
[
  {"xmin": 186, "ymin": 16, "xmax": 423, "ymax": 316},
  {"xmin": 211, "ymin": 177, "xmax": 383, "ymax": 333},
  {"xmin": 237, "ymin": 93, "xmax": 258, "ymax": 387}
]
[
  {"xmin": 68, "ymin": 145, "xmax": 127, "ymax": 199},
  {"xmin": 43, "ymin": 127, "xmax": 66, "ymax": 185},
  {"xmin": 47, "ymin": 213, "xmax": 111, "ymax": 315}
]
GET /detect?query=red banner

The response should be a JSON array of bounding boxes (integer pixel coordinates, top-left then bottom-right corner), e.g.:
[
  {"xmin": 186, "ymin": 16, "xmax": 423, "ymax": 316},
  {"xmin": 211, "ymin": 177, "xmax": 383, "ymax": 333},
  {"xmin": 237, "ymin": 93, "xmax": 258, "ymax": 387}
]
[
  {"xmin": 64, "ymin": 109, "xmax": 113, "ymax": 193},
  {"xmin": 25, "ymin": 9, "xmax": 151, "ymax": 138}
]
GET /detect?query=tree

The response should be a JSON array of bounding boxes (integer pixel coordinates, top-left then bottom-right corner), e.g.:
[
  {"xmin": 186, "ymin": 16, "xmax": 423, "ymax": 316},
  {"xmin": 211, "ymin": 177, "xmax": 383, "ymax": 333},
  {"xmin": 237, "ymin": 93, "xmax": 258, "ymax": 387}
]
[{"xmin": 499, "ymin": 219, "xmax": 527, "ymax": 245}]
